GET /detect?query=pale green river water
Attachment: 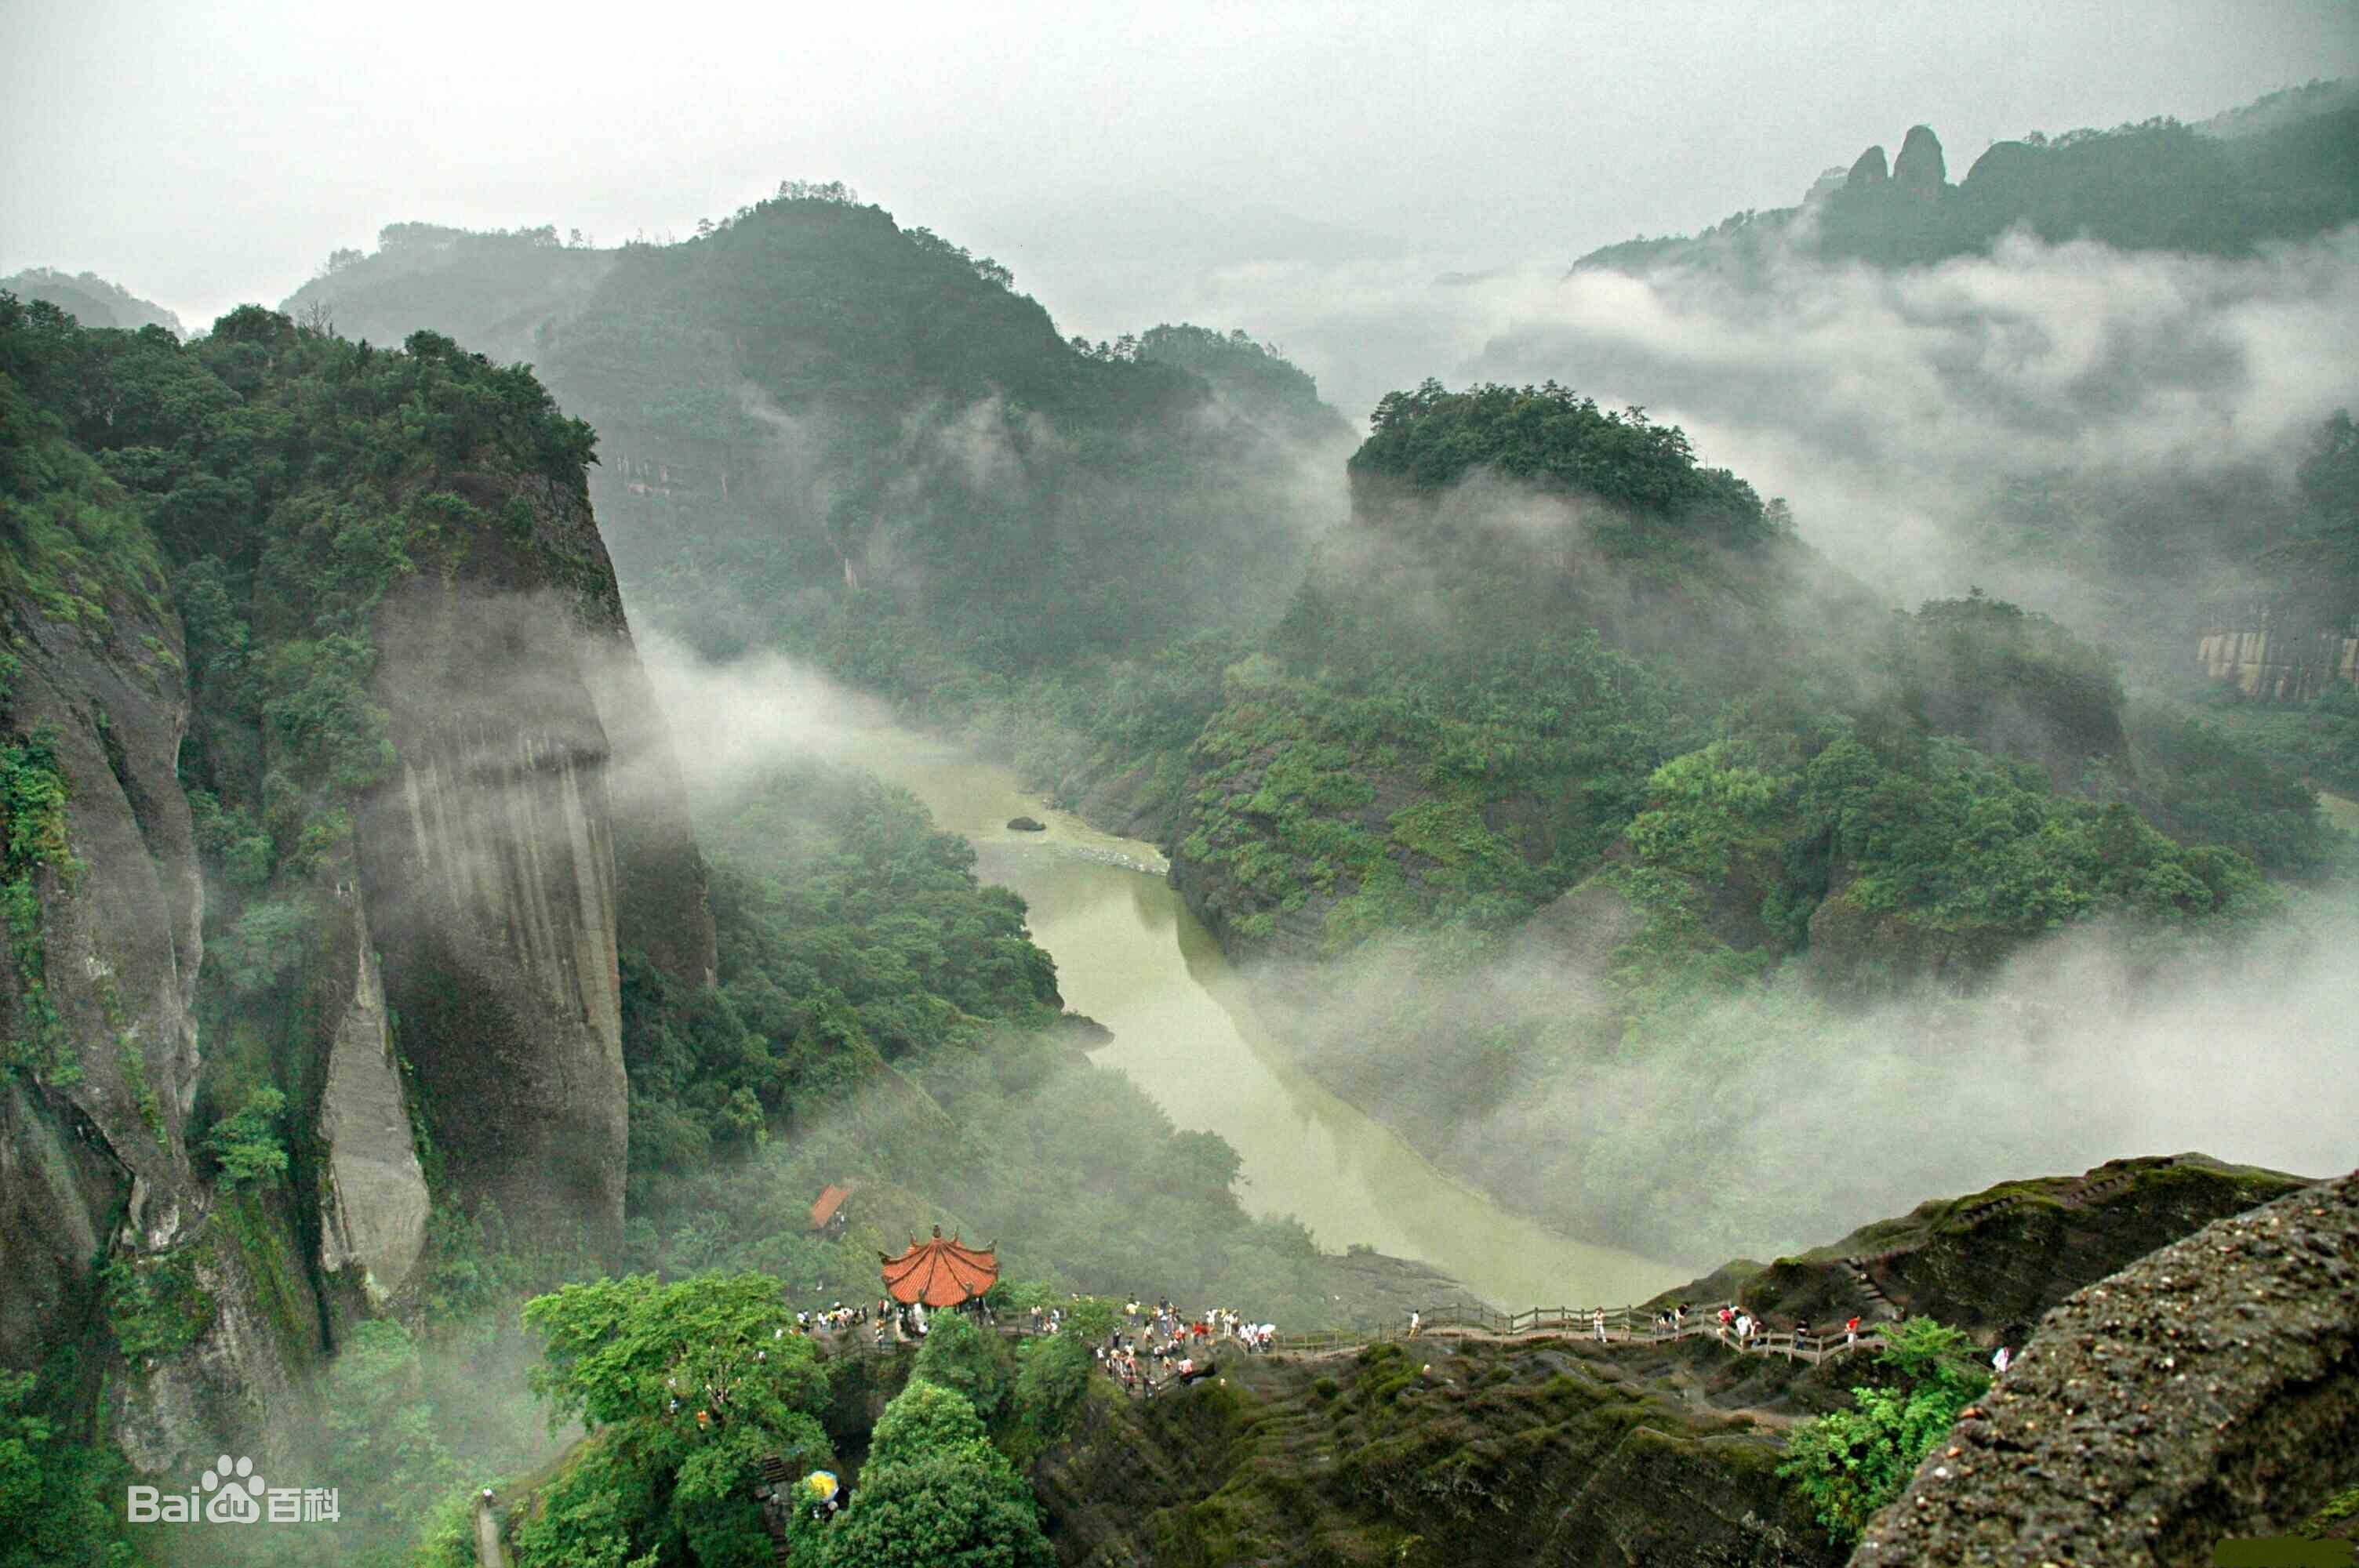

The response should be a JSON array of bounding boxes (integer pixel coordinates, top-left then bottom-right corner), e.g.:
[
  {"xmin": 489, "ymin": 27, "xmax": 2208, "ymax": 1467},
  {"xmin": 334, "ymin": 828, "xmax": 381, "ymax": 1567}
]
[{"xmin": 824, "ymin": 724, "xmax": 1692, "ymax": 1310}]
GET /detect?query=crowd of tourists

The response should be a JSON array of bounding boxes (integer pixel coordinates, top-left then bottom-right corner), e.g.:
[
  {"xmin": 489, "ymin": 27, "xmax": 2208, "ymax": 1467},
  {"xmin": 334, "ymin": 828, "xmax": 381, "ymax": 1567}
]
[
  {"xmin": 1406, "ymin": 1301, "xmax": 1881, "ymax": 1357},
  {"xmin": 1093, "ymin": 1301, "xmax": 1276, "ymax": 1396},
  {"xmin": 790, "ymin": 1296, "xmax": 988, "ymax": 1348}
]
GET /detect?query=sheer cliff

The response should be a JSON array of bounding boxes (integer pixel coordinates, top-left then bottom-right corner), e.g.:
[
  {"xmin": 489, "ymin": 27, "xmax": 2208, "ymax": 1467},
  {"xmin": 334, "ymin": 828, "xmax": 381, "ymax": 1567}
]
[
  {"xmin": 1856, "ymin": 1167, "xmax": 2357, "ymax": 1563},
  {"xmin": 0, "ymin": 293, "xmax": 712, "ymax": 1479}
]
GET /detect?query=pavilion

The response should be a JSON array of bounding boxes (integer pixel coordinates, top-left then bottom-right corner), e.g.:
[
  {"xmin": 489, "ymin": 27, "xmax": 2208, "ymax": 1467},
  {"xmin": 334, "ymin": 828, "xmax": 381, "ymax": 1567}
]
[
  {"xmin": 809, "ymin": 1183, "xmax": 853, "ymax": 1233},
  {"xmin": 880, "ymin": 1225, "xmax": 999, "ymax": 1307}
]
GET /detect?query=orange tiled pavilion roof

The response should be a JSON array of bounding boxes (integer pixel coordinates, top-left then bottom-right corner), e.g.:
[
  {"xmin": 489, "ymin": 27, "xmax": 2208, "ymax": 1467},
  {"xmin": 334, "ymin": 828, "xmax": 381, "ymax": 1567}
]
[
  {"xmin": 880, "ymin": 1225, "xmax": 999, "ymax": 1307},
  {"xmin": 809, "ymin": 1184, "xmax": 852, "ymax": 1230}
]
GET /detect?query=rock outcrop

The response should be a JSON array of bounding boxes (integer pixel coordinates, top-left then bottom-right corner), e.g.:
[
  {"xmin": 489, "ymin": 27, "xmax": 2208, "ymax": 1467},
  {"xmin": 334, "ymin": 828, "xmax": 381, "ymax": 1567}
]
[
  {"xmin": 358, "ymin": 576, "xmax": 631, "ymax": 1254},
  {"xmin": 1845, "ymin": 144, "xmax": 1891, "ymax": 188},
  {"xmin": 1854, "ymin": 1168, "xmax": 2359, "ymax": 1563},
  {"xmin": 1035, "ymin": 1337, "xmax": 1839, "ymax": 1568},
  {"xmin": 1685, "ymin": 1154, "xmax": 2314, "ymax": 1348},
  {"xmin": 1892, "ymin": 125, "xmax": 1948, "ymax": 199},
  {"xmin": 0, "ymin": 588, "xmax": 209, "ymax": 1345},
  {"xmin": 354, "ymin": 474, "xmax": 711, "ymax": 1257},
  {"xmin": 313, "ymin": 898, "xmax": 428, "ymax": 1305},
  {"xmin": 0, "ymin": 310, "xmax": 718, "ymax": 1482},
  {"xmin": 0, "ymin": 574, "xmax": 326, "ymax": 1469}
]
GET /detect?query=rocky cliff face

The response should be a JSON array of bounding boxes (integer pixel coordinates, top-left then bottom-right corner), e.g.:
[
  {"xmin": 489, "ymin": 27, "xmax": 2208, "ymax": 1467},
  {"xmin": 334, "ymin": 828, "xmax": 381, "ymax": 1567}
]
[
  {"xmin": 0, "ymin": 579, "xmax": 224, "ymax": 1365},
  {"xmin": 1855, "ymin": 1167, "xmax": 2358, "ymax": 1563},
  {"xmin": 1678, "ymin": 1154, "xmax": 2313, "ymax": 1347},
  {"xmin": 353, "ymin": 475, "xmax": 714, "ymax": 1254},
  {"xmin": 1845, "ymin": 144, "xmax": 1890, "ymax": 188},
  {"xmin": 0, "ymin": 572, "xmax": 346, "ymax": 1476},
  {"xmin": 1892, "ymin": 125, "xmax": 1948, "ymax": 199},
  {"xmin": 1034, "ymin": 1337, "xmax": 1837, "ymax": 1568},
  {"xmin": 1, "ymin": 464, "xmax": 712, "ymax": 1478},
  {"xmin": 358, "ymin": 579, "xmax": 631, "ymax": 1252},
  {"xmin": 0, "ymin": 306, "xmax": 720, "ymax": 1490},
  {"xmin": 311, "ymin": 895, "xmax": 428, "ymax": 1305}
]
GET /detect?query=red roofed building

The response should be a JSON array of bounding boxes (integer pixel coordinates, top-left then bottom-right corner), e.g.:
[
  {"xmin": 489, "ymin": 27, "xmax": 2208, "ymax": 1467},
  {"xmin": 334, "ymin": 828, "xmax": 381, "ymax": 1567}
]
[
  {"xmin": 809, "ymin": 1184, "xmax": 853, "ymax": 1232},
  {"xmin": 880, "ymin": 1225, "xmax": 999, "ymax": 1307}
]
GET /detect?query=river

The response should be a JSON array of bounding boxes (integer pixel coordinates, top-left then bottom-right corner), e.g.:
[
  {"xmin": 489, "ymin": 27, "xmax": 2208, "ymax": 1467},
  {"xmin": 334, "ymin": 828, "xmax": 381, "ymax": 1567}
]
[{"xmin": 824, "ymin": 724, "xmax": 1693, "ymax": 1311}]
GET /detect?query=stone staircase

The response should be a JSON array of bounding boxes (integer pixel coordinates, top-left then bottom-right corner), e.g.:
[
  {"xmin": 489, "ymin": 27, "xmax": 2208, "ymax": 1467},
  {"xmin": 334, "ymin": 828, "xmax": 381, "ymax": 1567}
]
[{"xmin": 1842, "ymin": 1254, "xmax": 1902, "ymax": 1320}]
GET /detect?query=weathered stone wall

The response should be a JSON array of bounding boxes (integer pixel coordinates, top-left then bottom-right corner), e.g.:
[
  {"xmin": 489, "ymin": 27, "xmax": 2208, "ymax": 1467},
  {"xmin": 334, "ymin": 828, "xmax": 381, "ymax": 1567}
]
[
  {"xmin": 1855, "ymin": 1168, "xmax": 2359, "ymax": 1564},
  {"xmin": 358, "ymin": 578, "xmax": 631, "ymax": 1254},
  {"xmin": 313, "ymin": 896, "xmax": 429, "ymax": 1306},
  {"xmin": 2197, "ymin": 623, "xmax": 2359, "ymax": 700}
]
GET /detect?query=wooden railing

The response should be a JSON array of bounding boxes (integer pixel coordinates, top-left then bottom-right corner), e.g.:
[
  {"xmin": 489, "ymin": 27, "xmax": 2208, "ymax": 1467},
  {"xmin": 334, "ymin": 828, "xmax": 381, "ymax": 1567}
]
[
  {"xmin": 1270, "ymin": 1300, "xmax": 1888, "ymax": 1365},
  {"xmin": 806, "ymin": 1299, "xmax": 1891, "ymax": 1375}
]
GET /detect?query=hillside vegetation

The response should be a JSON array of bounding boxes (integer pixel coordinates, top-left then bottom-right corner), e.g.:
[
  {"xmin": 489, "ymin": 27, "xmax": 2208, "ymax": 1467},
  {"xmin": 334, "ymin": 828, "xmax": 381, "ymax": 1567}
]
[
  {"xmin": 287, "ymin": 188, "xmax": 1354, "ymax": 671},
  {"xmin": 0, "ymin": 297, "xmax": 1355, "ymax": 1568},
  {"xmin": 1572, "ymin": 89, "xmax": 2359, "ymax": 275},
  {"xmin": 285, "ymin": 172, "xmax": 2350, "ymax": 1265}
]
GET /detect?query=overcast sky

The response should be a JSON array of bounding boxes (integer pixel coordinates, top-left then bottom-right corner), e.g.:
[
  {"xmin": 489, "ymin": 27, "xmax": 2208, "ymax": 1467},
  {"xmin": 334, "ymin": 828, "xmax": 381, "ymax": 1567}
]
[{"xmin": 4, "ymin": 0, "xmax": 2354, "ymax": 411}]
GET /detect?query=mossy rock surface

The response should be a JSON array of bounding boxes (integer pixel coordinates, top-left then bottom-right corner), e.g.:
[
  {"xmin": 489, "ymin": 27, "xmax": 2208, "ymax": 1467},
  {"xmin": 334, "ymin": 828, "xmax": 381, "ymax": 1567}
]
[{"xmin": 1671, "ymin": 1152, "xmax": 2311, "ymax": 1345}]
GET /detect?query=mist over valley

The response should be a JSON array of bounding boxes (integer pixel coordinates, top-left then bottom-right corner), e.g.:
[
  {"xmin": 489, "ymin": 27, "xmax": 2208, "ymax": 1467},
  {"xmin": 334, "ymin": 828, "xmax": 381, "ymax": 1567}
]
[{"xmin": 3, "ymin": 10, "xmax": 2357, "ymax": 1563}]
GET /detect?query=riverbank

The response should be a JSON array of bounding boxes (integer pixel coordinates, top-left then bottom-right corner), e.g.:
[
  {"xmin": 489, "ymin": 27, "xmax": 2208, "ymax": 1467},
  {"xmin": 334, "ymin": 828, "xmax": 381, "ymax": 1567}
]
[{"xmin": 817, "ymin": 719, "xmax": 1695, "ymax": 1310}]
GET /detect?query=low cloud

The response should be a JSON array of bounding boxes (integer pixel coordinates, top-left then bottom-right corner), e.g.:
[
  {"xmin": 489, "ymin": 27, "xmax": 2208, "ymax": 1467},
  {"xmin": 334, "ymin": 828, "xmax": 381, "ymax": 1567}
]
[
  {"xmin": 1246, "ymin": 887, "xmax": 2359, "ymax": 1262},
  {"xmin": 1466, "ymin": 226, "xmax": 2359, "ymax": 615}
]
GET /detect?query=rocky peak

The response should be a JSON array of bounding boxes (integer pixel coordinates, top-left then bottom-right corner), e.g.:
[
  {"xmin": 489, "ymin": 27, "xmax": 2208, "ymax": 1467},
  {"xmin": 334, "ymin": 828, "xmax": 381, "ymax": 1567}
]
[
  {"xmin": 1893, "ymin": 124, "xmax": 1948, "ymax": 198},
  {"xmin": 1846, "ymin": 143, "xmax": 1891, "ymax": 187}
]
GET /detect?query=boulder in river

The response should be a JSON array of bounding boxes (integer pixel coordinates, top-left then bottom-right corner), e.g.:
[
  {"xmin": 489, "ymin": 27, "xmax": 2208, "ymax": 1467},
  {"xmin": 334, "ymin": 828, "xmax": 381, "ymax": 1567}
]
[{"xmin": 1007, "ymin": 815, "xmax": 1048, "ymax": 832}]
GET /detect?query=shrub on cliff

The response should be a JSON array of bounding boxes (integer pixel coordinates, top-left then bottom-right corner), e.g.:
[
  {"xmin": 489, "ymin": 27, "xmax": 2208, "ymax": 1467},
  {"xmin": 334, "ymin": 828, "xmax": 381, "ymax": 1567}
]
[
  {"xmin": 1778, "ymin": 1317, "xmax": 1990, "ymax": 1544},
  {"xmin": 805, "ymin": 1380, "xmax": 1053, "ymax": 1568},
  {"xmin": 517, "ymin": 1272, "xmax": 834, "ymax": 1567}
]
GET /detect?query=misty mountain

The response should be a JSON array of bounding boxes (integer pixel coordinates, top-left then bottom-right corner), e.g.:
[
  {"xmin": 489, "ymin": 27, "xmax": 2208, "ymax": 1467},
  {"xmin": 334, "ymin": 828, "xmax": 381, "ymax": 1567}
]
[
  {"xmin": 286, "ymin": 191, "xmax": 1355, "ymax": 669},
  {"xmin": 0, "ymin": 267, "xmax": 184, "ymax": 337},
  {"xmin": 1572, "ymin": 81, "xmax": 2359, "ymax": 276},
  {"xmin": 0, "ymin": 292, "xmax": 1385, "ymax": 1566},
  {"xmin": 1476, "ymin": 82, "xmax": 2359, "ymax": 702}
]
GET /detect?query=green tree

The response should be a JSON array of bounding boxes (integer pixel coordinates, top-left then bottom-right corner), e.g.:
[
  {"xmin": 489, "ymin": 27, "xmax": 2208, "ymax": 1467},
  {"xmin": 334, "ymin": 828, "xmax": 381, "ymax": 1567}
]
[
  {"xmin": 1777, "ymin": 1318, "xmax": 1991, "ymax": 1544},
  {"xmin": 811, "ymin": 1381, "xmax": 1052, "ymax": 1568},
  {"xmin": 202, "ymin": 1087, "xmax": 288, "ymax": 1187},
  {"xmin": 1009, "ymin": 1330, "xmax": 1092, "ymax": 1459},
  {"xmin": 0, "ymin": 1371, "xmax": 132, "ymax": 1567},
  {"xmin": 321, "ymin": 1320, "xmax": 460, "ymax": 1557},
  {"xmin": 909, "ymin": 1312, "xmax": 1014, "ymax": 1431},
  {"xmin": 518, "ymin": 1273, "xmax": 834, "ymax": 1568}
]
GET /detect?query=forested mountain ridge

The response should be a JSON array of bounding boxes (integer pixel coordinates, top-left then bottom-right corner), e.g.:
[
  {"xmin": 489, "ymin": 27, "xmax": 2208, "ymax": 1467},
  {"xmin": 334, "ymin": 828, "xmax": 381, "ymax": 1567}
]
[
  {"xmin": 1003, "ymin": 378, "xmax": 2335, "ymax": 1257},
  {"xmin": 0, "ymin": 293, "xmax": 1385, "ymax": 1567},
  {"xmin": 1571, "ymin": 81, "xmax": 2359, "ymax": 275},
  {"xmin": 0, "ymin": 268, "xmax": 184, "ymax": 337},
  {"xmin": 285, "ymin": 189, "xmax": 1355, "ymax": 667},
  {"xmin": 274, "ymin": 166, "xmax": 2346, "ymax": 1269},
  {"xmin": 0, "ymin": 294, "xmax": 717, "ymax": 1545}
]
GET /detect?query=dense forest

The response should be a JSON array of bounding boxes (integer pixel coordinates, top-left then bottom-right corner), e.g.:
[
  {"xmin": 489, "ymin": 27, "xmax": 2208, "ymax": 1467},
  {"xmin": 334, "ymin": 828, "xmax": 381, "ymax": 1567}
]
[
  {"xmin": 278, "ymin": 134, "xmax": 2358, "ymax": 1264},
  {"xmin": 0, "ymin": 298, "xmax": 1343, "ymax": 1566},
  {"xmin": 2, "ymin": 67, "xmax": 2354, "ymax": 1568}
]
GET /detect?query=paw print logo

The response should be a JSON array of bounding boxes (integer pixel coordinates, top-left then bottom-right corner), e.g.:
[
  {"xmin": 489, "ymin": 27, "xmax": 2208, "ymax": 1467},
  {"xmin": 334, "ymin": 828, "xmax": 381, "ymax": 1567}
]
[{"xmin": 200, "ymin": 1454, "xmax": 265, "ymax": 1523}]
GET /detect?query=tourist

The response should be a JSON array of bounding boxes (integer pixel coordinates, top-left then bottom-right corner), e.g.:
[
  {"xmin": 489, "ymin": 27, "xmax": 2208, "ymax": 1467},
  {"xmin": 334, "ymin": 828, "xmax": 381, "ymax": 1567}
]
[
  {"xmin": 1593, "ymin": 1308, "xmax": 1607, "ymax": 1343},
  {"xmin": 1408, "ymin": 1310, "xmax": 1421, "ymax": 1338},
  {"xmin": 1992, "ymin": 1345, "xmax": 2012, "ymax": 1377},
  {"xmin": 1845, "ymin": 1315, "xmax": 1860, "ymax": 1347}
]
